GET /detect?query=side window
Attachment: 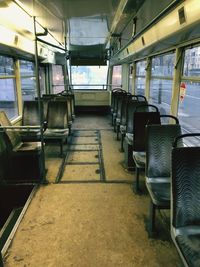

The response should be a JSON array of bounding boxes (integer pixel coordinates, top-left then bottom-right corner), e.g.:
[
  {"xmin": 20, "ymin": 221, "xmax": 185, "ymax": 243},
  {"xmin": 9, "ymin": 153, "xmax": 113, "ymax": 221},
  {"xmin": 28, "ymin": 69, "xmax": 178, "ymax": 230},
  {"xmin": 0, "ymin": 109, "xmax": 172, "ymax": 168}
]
[
  {"xmin": 52, "ymin": 65, "xmax": 65, "ymax": 93},
  {"xmin": 20, "ymin": 60, "xmax": 36, "ymax": 101},
  {"xmin": 150, "ymin": 53, "xmax": 175, "ymax": 115},
  {"xmin": 178, "ymin": 46, "xmax": 200, "ymax": 137},
  {"xmin": 0, "ymin": 55, "xmax": 18, "ymax": 119},
  {"xmin": 135, "ymin": 60, "xmax": 146, "ymax": 96},
  {"xmin": 111, "ymin": 65, "xmax": 122, "ymax": 89}
]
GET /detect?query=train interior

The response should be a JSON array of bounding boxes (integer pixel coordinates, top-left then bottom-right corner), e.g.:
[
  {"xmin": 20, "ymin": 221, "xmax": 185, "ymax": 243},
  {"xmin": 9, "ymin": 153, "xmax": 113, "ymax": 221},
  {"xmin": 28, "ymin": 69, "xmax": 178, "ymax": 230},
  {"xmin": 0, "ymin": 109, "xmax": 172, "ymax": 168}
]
[{"xmin": 1, "ymin": 0, "xmax": 200, "ymax": 266}]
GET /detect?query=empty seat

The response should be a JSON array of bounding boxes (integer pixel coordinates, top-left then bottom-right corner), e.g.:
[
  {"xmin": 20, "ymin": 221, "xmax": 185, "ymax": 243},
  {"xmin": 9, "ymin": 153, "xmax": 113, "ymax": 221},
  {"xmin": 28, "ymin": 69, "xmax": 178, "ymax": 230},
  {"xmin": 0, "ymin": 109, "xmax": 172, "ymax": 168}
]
[
  {"xmin": 116, "ymin": 93, "xmax": 132, "ymax": 140},
  {"xmin": 21, "ymin": 101, "xmax": 43, "ymax": 141},
  {"xmin": 43, "ymin": 101, "xmax": 69, "ymax": 156},
  {"xmin": 55, "ymin": 96, "xmax": 73, "ymax": 134},
  {"xmin": 0, "ymin": 111, "xmax": 45, "ymax": 183},
  {"xmin": 145, "ymin": 120, "xmax": 181, "ymax": 235},
  {"xmin": 122, "ymin": 100, "xmax": 148, "ymax": 169},
  {"xmin": 132, "ymin": 105, "xmax": 161, "ymax": 192},
  {"xmin": 171, "ymin": 133, "xmax": 200, "ymax": 267}
]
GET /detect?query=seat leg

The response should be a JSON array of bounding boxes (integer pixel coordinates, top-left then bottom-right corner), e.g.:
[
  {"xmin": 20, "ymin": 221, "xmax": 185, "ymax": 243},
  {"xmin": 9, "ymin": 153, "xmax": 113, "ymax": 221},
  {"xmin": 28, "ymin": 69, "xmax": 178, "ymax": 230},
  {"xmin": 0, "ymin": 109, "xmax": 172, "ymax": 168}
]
[
  {"xmin": 121, "ymin": 134, "xmax": 124, "ymax": 152},
  {"xmin": 60, "ymin": 140, "xmax": 63, "ymax": 157},
  {"xmin": 149, "ymin": 201, "xmax": 156, "ymax": 236},
  {"xmin": 135, "ymin": 166, "xmax": 140, "ymax": 193},
  {"xmin": 116, "ymin": 125, "xmax": 120, "ymax": 140}
]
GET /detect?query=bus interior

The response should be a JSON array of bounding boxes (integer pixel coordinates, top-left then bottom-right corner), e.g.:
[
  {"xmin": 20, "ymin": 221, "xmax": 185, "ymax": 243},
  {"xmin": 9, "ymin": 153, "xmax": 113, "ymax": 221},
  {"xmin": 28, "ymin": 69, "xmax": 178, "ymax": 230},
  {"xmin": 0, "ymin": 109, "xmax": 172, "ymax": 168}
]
[{"xmin": 0, "ymin": 0, "xmax": 200, "ymax": 266}]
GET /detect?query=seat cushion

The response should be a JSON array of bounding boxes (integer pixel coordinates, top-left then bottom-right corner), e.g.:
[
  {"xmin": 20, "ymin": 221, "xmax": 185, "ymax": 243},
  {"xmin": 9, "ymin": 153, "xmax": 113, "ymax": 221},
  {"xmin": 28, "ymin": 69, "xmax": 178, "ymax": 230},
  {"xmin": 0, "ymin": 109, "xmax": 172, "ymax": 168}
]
[
  {"xmin": 145, "ymin": 181, "xmax": 170, "ymax": 206},
  {"xmin": 176, "ymin": 232, "xmax": 200, "ymax": 267},
  {"xmin": 44, "ymin": 128, "xmax": 69, "ymax": 139},
  {"xmin": 133, "ymin": 151, "xmax": 146, "ymax": 167},
  {"xmin": 14, "ymin": 141, "xmax": 41, "ymax": 152},
  {"xmin": 125, "ymin": 133, "xmax": 133, "ymax": 145}
]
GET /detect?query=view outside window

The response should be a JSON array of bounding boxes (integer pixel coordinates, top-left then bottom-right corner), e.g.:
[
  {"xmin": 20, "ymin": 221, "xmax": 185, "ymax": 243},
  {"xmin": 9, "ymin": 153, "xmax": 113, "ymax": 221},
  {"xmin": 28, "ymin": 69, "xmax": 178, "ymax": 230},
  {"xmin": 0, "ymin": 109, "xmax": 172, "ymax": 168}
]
[
  {"xmin": 71, "ymin": 65, "xmax": 108, "ymax": 89},
  {"xmin": 39, "ymin": 66, "xmax": 46, "ymax": 96},
  {"xmin": 112, "ymin": 65, "xmax": 122, "ymax": 89},
  {"xmin": 0, "ymin": 55, "xmax": 18, "ymax": 119},
  {"xmin": 128, "ymin": 64, "xmax": 133, "ymax": 93},
  {"xmin": 20, "ymin": 60, "xmax": 36, "ymax": 101},
  {"xmin": 150, "ymin": 53, "xmax": 175, "ymax": 115},
  {"xmin": 52, "ymin": 65, "xmax": 65, "ymax": 93},
  {"xmin": 135, "ymin": 60, "xmax": 146, "ymax": 96},
  {"xmin": 178, "ymin": 46, "xmax": 200, "ymax": 141}
]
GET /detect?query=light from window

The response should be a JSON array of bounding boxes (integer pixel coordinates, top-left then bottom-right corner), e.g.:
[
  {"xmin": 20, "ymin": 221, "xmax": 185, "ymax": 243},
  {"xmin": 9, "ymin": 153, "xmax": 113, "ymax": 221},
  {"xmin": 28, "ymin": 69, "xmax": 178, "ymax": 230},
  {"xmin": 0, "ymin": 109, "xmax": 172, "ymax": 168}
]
[{"xmin": 72, "ymin": 65, "xmax": 108, "ymax": 90}]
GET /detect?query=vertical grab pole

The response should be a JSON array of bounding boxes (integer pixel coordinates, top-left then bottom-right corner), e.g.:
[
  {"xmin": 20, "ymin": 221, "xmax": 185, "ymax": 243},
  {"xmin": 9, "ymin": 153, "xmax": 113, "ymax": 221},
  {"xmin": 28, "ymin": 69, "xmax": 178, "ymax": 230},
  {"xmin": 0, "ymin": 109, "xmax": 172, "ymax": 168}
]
[{"xmin": 33, "ymin": 16, "xmax": 47, "ymax": 183}]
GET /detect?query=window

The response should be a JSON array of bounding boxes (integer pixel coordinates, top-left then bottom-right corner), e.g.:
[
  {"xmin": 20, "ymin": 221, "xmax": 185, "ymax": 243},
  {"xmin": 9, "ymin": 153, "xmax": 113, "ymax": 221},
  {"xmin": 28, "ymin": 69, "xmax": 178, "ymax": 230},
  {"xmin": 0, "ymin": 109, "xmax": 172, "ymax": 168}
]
[
  {"xmin": 150, "ymin": 53, "xmax": 175, "ymax": 115},
  {"xmin": 135, "ymin": 60, "xmax": 146, "ymax": 95},
  {"xmin": 178, "ymin": 46, "xmax": 200, "ymax": 139},
  {"xmin": 52, "ymin": 65, "xmax": 65, "ymax": 93},
  {"xmin": 128, "ymin": 64, "xmax": 133, "ymax": 93},
  {"xmin": 0, "ymin": 55, "xmax": 18, "ymax": 119},
  {"xmin": 71, "ymin": 65, "xmax": 108, "ymax": 90},
  {"xmin": 112, "ymin": 65, "xmax": 122, "ymax": 89},
  {"xmin": 20, "ymin": 60, "xmax": 36, "ymax": 101}
]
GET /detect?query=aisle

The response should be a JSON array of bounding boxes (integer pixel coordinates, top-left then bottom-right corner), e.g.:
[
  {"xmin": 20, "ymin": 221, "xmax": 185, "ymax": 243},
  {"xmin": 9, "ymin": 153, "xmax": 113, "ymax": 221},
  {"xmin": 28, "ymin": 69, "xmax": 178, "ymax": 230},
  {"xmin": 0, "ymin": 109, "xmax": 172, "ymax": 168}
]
[{"xmin": 3, "ymin": 114, "xmax": 181, "ymax": 267}]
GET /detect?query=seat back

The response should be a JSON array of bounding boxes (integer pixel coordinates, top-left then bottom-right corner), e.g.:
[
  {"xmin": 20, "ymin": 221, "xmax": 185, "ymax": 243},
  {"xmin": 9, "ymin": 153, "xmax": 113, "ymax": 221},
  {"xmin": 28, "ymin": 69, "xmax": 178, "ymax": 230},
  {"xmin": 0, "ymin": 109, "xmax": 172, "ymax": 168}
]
[
  {"xmin": 55, "ymin": 96, "xmax": 72, "ymax": 122},
  {"xmin": 146, "ymin": 124, "xmax": 182, "ymax": 178},
  {"xmin": 22, "ymin": 101, "xmax": 42, "ymax": 126},
  {"xmin": 120, "ymin": 94, "xmax": 133, "ymax": 126},
  {"xmin": 46, "ymin": 101, "xmax": 68, "ymax": 129},
  {"xmin": 0, "ymin": 130, "xmax": 10, "ymax": 181},
  {"xmin": 126, "ymin": 100, "xmax": 147, "ymax": 133},
  {"xmin": 172, "ymin": 134, "xmax": 200, "ymax": 228},
  {"xmin": 0, "ymin": 111, "xmax": 21, "ymax": 148},
  {"xmin": 133, "ymin": 107, "xmax": 161, "ymax": 151},
  {"xmin": 111, "ymin": 88, "xmax": 122, "ymax": 110}
]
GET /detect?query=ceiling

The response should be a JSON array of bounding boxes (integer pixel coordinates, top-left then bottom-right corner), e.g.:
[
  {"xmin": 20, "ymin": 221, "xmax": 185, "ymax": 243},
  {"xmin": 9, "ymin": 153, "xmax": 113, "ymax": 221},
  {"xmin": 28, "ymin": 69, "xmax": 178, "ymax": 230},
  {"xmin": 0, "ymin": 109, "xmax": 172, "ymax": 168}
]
[{"xmin": 19, "ymin": 0, "xmax": 145, "ymax": 65}]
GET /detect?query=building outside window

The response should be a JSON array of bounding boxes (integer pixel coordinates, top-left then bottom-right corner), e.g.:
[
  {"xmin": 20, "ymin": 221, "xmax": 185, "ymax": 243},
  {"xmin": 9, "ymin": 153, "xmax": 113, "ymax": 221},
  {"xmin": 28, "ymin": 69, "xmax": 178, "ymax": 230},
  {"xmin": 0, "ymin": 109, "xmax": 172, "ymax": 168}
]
[{"xmin": 0, "ymin": 55, "xmax": 18, "ymax": 119}]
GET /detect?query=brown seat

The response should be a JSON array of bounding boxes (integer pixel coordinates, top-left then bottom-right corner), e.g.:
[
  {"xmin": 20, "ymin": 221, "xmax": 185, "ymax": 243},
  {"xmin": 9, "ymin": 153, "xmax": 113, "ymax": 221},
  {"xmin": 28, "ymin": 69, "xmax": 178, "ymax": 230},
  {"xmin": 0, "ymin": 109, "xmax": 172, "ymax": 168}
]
[
  {"xmin": 0, "ymin": 111, "xmax": 45, "ymax": 183},
  {"xmin": 43, "ymin": 101, "xmax": 69, "ymax": 156}
]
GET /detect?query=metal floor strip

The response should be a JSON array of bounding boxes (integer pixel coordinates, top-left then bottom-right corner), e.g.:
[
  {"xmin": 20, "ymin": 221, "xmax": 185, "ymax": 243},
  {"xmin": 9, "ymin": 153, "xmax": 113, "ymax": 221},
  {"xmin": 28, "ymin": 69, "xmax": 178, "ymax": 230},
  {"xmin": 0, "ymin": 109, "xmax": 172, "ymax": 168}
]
[{"xmin": 57, "ymin": 129, "xmax": 106, "ymax": 183}]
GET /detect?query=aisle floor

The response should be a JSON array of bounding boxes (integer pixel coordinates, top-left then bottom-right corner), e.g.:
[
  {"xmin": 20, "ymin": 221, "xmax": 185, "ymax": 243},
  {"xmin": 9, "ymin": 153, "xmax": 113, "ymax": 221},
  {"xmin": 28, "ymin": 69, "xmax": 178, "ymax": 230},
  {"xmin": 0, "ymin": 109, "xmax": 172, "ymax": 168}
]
[{"xmin": 4, "ymin": 114, "xmax": 181, "ymax": 267}]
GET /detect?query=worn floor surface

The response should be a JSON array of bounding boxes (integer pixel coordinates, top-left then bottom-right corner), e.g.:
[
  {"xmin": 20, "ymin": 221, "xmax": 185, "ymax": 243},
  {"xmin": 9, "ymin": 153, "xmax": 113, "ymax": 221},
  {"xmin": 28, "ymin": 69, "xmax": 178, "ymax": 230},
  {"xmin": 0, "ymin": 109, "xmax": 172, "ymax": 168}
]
[{"xmin": 3, "ymin": 114, "xmax": 182, "ymax": 267}]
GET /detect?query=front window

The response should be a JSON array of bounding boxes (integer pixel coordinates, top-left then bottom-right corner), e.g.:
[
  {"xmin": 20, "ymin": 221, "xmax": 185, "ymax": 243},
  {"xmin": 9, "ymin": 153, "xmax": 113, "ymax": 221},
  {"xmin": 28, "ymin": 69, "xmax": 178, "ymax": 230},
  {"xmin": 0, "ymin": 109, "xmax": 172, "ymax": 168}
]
[
  {"xmin": 71, "ymin": 65, "xmax": 108, "ymax": 90},
  {"xmin": 0, "ymin": 55, "xmax": 18, "ymax": 119}
]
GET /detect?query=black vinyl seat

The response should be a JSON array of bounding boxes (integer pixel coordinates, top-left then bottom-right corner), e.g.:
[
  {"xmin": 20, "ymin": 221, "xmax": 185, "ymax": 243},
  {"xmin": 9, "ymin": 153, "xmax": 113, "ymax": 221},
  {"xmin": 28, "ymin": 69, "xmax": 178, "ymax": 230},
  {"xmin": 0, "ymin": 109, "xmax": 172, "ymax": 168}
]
[
  {"xmin": 112, "ymin": 91, "xmax": 127, "ymax": 131},
  {"xmin": 43, "ymin": 101, "xmax": 69, "ymax": 156},
  {"xmin": 110, "ymin": 88, "xmax": 123, "ymax": 125},
  {"xmin": 116, "ymin": 93, "xmax": 132, "ymax": 140},
  {"xmin": 122, "ymin": 99, "xmax": 147, "ymax": 169},
  {"xmin": 145, "ymin": 119, "xmax": 181, "ymax": 235},
  {"xmin": 0, "ymin": 111, "xmax": 45, "ymax": 183},
  {"xmin": 132, "ymin": 105, "xmax": 161, "ymax": 192},
  {"xmin": 171, "ymin": 133, "xmax": 200, "ymax": 267}
]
